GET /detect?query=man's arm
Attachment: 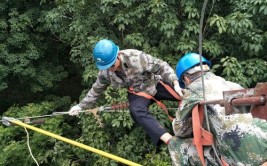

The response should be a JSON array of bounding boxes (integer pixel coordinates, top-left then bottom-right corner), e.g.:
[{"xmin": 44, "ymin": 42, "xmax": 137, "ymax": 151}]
[
  {"xmin": 140, "ymin": 52, "xmax": 184, "ymax": 96},
  {"xmin": 69, "ymin": 71, "xmax": 110, "ymax": 115},
  {"xmin": 140, "ymin": 52, "xmax": 178, "ymax": 85},
  {"xmin": 79, "ymin": 71, "xmax": 110, "ymax": 109}
]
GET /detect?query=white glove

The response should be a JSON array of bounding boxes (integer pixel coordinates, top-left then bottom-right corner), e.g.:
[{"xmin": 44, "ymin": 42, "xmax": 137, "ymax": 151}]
[
  {"xmin": 68, "ymin": 104, "xmax": 82, "ymax": 116},
  {"xmin": 174, "ymin": 84, "xmax": 184, "ymax": 97}
]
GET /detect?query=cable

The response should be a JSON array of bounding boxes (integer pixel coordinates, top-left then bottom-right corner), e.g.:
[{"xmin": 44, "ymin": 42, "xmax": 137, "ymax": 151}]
[
  {"xmin": 24, "ymin": 127, "xmax": 40, "ymax": 166},
  {"xmin": 199, "ymin": 0, "xmax": 223, "ymax": 165},
  {"xmin": 10, "ymin": 119, "xmax": 142, "ymax": 166},
  {"xmin": 199, "ymin": 0, "xmax": 210, "ymax": 133},
  {"xmin": 0, "ymin": 105, "xmax": 128, "ymax": 124}
]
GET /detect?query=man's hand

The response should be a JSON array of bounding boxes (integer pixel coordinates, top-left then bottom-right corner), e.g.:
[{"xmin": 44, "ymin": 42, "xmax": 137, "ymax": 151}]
[
  {"xmin": 68, "ymin": 104, "xmax": 82, "ymax": 116},
  {"xmin": 173, "ymin": 80, "xmax": 184, "ymax": 97}
]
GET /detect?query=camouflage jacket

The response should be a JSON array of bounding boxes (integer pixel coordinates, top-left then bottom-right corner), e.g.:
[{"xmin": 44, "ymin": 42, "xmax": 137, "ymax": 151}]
[
  {"xmin": 79, "ymin": 49, "xmax": 178, "ymax": 109},
  {"xmin": 169, "ymin": 72, "xmax": 267, "ymax": 166}
]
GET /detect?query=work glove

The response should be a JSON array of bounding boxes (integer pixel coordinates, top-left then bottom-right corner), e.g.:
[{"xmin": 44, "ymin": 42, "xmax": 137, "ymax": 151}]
[
  {"xmin": 68, "ymin": 104, "xmax": 82, "ymax": 116},
  {"xmin": 174, "ymin": 84, "xmax": 184, "ymax": 97}
]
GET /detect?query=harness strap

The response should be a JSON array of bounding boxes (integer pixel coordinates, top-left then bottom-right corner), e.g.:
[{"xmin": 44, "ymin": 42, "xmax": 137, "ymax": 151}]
[
  {"xmin": 128, "ymin": 81, "xmax": 182, "ymax": 121},
  {"xmin": 192, "ymin": 104, "xmax": 213, "ymax": 166},
  {"xmin": 159, "ymin": 81, "xmax": 182, "ymax": 101},
  {"xmin": 192, "ymin": 104, "xmax": 229, "ymax": 166},
  {"xmin": 221, "ymin": 157, "xmax": 229, "ymax": 166}
]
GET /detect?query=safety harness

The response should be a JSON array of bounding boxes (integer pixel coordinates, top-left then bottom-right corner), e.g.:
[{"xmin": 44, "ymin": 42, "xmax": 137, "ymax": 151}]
[
  {"xmin": 128, "ymin": 81, "xmax": 182, "ymax": 121},
  {"xmin": 192, "ymin": 104, "xmax": 229, "ymax": 166}
]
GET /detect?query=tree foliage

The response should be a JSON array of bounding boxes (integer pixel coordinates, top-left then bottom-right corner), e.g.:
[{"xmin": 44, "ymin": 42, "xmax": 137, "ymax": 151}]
[
  {"xmin": 0, "ymin": 0, "xmax": 267, "ymax": 165},
  {"xmin": 0, "ymin": 0, "xmax": 80, "ymax": 110}
]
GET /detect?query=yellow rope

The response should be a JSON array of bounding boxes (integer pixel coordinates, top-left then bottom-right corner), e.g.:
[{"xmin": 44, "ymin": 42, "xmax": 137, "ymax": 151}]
[{"xmin": 9, "ymin": 119, "xmax": 142, "ymax": 166}]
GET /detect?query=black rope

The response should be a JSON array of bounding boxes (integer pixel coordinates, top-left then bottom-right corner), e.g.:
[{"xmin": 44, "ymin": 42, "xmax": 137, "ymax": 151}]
[{"xmin": 198, "ymin": 0, "xmax": 223, "ymax": 165}]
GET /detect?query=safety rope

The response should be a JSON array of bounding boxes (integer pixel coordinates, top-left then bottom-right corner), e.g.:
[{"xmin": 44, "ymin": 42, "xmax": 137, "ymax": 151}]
[
  {"xmin": 198, "ymin": 0, "xmax": 223, "ymax": 165},
  {"xmin": 1, "ymin": 103, "xmax": 176, "ymax": 166},
  {"xmin": 0, "ymin": 102, "xmax": 179, "ymax": 166},
  {"xmin": 0, "ymin": 105, "xmax": 179, "ymax": 125},
  {"xmin": 3, "ymin": 118, "xmax": 142, "ymax": 166},
  {"xmin": 24, "ymin": 127, "xmax": 40, "ymax": 166},
  {"xmin": 199, "ymin": 0, "xmax": 209, "ymax": 132},
  {"xmin": 0, "ymin": 105, "xmax": 126, "ymax": 125}
]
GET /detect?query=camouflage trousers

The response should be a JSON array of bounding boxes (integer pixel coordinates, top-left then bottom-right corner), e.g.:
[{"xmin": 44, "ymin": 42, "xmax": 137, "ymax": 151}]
[{"xmin": 168, "ymin": 137, "xmax": 219, "ymax": 166}]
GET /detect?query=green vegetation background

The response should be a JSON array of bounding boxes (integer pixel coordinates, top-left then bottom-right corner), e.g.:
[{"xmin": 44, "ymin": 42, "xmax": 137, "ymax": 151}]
[{"xmin": 0, "ymin": 0, "xmax": 266, "ymax": 165}]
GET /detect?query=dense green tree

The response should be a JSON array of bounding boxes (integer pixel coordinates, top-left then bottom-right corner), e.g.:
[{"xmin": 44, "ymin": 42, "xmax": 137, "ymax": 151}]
[
  {"xmin": 0, "ymin": 0, "xmax": 82, "ymax": 112},
  {"xmin": 0, "ymin": 0, "xmax": 266, "ymax": 165}
]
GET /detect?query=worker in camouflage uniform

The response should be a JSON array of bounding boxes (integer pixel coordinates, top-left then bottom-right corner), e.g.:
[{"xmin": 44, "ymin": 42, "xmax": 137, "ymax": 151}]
[
  {"xmin": 168, "ymin": 52, "xmax": 267, "ymax": 166},
  {"xmin": 68, "ymin": 39, "xmax": 185, "ymax": 145}
]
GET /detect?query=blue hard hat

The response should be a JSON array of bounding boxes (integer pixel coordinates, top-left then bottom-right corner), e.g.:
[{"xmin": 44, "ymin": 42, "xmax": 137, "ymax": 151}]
[
  {"xmin": 176, "ymin": 52, "xmax": 211, "ymax": 87},
  {"xmin": 93, "ymin": 39, "xmax": 119, "ymax": 70}
]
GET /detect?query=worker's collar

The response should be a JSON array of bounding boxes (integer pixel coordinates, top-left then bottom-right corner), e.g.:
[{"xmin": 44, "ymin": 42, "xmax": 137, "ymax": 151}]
[{"xmin": 117, "ymin": 52, "xmax": 129, "ymax": 70}]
